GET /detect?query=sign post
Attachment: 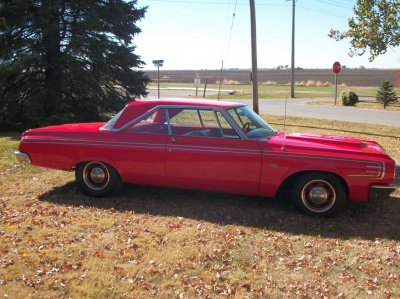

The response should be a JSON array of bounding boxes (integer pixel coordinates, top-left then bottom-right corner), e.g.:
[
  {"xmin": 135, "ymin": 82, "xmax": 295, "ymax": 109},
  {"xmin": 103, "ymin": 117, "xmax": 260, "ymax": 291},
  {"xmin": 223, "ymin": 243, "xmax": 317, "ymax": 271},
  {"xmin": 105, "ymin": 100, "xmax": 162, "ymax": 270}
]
[
  {"xmin": 194, "ymin": 73, "xmax": 201, "ymax": 97},
  {"xmin": 332, "ymin": 61, "xmax": 341, "ymax": 105},
  {"xmin": 152, "ymin": 60, "xmax": 164, "ymax": 99}
]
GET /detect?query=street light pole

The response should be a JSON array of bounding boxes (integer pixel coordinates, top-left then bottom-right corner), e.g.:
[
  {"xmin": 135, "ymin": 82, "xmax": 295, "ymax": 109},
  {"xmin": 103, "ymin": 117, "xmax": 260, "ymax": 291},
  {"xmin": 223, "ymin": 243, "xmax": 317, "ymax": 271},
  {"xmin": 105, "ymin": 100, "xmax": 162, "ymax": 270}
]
[
  {"xmin": 249, "ymin": 0, "xmax": 259, "ymax": 114},
  {"xmin": 152, "ymin": 60, "xmax": 164, "ymax": 99}
]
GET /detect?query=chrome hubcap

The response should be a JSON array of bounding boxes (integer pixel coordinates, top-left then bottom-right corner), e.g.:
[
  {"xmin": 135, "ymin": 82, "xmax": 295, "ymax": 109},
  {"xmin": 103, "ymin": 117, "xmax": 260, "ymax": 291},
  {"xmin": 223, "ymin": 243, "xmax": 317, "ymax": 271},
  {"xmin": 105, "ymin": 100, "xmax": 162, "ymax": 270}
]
[
  {"xmin": 83, "ymin": 162, "xmax": 110, "ymax": 191},
  {"xmin": 308, "ymin": 186, "xmax": 329, "ymax": 204},
  {"xmin": 90, "ymin": 167, "xmax": 106, "ymax": 184},
  {"xmin": 301, "ymin": 179, "xmax": 336, "ymax": 213}
]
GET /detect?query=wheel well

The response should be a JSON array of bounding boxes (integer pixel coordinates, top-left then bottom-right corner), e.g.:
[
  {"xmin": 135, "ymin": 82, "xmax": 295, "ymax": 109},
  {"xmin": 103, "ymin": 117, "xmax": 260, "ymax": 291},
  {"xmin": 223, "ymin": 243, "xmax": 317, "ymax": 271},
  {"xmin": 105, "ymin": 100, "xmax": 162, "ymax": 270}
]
[
  {"xmin": 276, "ymin": 171, "xmax": 349, "ymax": 198},
  {"xmin": 72, "ymin": 161, "xmax": 121, "ymax": 179}
]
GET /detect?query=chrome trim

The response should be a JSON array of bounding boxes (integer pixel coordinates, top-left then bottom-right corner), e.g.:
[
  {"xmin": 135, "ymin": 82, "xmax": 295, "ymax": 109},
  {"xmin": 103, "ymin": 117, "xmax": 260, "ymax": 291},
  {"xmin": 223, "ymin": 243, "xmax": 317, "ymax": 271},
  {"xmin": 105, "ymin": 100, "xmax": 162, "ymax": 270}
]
[
  {"xmin": 165, "ymin": 108, "xmax": 172, "ymax": 135},
  {"xmin": 261, "ymin": 151, "xmax": 384, "ymax": 164},
  {"xmin": 213, "ymin": 110, "xmax": 225, "ymax": 137},
  {"xmin": 347, "ymin": 163, "xmax": 383, "ymax": 178},
  {"xmin": 261, "ymin": 151, "xmax": 386, "ymax": 179},
  {"xmin": 370, "ymin": 184, "xmax": 396, "ymax": 200},
  {"xmin": 24, "ymin": 141, "xmax": 165, "ymax": 150},
  {"xmin": 371, "ymin": 184, "xmax": 395, "ymax": 190},
  {"xmin": 109, "ymin": 104, "xmax": 248, "ymax": 140},
  {"xmin": 112, "ymin": 106, "xmax": 160, "ymax": 132},
  {"xmin": 15, "ymin": 151, "xmax": 31, "ymax": 164},
  {"xmin": 100, "ymin": 106, "xmax": 127, "ymax": 131},
  {"xmin": 219, "ymin": 107, "xmax": 249, "ymax": 140},
  {"xmin": 20, "ymin": 138, "xmax": 258, "ymax": 155},
  {"xmin": 167, "ymin": 145, "xmax": 260, "ymax": 156}
]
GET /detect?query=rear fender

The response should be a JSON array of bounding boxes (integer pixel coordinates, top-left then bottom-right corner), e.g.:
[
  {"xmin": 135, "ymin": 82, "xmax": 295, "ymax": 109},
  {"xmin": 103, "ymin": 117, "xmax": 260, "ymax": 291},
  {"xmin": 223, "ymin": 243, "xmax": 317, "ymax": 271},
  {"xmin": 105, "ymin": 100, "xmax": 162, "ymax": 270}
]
[{"xmin": 71, "ymin": 157, "xmax": 119, "ymax": 174}]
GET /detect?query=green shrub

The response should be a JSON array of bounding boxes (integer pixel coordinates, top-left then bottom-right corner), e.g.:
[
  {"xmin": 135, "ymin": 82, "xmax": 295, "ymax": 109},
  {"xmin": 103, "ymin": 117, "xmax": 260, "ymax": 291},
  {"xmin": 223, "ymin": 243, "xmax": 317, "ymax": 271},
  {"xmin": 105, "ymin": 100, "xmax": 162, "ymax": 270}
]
[
  {"xmin": 376, "ymin": 80, "xmax": 397, "ymax": 108},
  {"xmin": 341, "ymin": 91, "xmax": 359, "ymax": 106}
]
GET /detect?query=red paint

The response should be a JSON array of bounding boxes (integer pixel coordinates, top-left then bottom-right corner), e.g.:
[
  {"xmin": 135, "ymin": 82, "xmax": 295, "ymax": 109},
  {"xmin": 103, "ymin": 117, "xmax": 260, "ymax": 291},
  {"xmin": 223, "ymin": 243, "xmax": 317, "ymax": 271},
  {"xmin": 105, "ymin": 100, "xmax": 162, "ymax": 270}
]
[
  {"xmin": 18, "ymin": 99, "xmax": 395, "ymax": 202},
  {"xmin": 333, "ymin": 61, "xmax": 341, "ymax": 74}
]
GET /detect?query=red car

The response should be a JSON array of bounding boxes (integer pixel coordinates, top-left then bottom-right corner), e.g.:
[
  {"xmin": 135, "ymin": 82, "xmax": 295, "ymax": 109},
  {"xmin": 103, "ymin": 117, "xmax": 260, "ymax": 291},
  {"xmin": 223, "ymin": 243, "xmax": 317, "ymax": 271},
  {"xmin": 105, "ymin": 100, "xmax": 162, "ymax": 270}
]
[{"xmin": 15, "ymin": 99, "xmax": 396, "ymax": 216}]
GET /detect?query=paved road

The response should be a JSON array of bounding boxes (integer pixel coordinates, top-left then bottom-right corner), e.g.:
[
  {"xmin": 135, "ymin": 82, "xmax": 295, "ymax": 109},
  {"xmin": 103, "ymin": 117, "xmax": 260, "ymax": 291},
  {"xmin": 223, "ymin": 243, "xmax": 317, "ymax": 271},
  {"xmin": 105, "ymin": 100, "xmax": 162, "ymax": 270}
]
[{"xmin": 145, "ymin": 88, "xmax": 400, "ymax": 127}]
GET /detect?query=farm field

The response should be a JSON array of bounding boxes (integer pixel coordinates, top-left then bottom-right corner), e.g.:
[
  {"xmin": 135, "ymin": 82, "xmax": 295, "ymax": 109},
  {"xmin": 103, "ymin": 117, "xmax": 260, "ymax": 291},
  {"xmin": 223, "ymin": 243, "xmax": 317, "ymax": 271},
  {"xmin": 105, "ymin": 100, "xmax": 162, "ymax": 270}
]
[
  {"xmin": 145, "ymin": 68, "xmax": 400, "ymax": 87},
  {"xmin": 1, "ymin": 115, "xmax": 399, "ymax": 298},
  {"xmin": 145, "ymin": 69, "xmax": 400, "ymax": 101}
]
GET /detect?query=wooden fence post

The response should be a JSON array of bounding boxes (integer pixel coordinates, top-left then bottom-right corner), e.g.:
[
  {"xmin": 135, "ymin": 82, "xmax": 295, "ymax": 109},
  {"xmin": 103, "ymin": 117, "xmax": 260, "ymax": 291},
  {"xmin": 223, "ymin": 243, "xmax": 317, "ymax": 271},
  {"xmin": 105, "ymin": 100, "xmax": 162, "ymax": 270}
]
[{"xmin": 203, "ymin": 80, "xmax": 208, "ymax": 98}]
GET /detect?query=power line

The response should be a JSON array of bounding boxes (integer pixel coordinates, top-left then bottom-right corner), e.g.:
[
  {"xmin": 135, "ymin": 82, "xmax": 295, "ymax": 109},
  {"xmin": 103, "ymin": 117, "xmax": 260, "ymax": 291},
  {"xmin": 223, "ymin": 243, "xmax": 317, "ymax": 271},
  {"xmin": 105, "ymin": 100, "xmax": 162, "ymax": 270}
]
[
  {"xmin": 146, "ymin": 0, "xmax": 351, "ymax": 19},
  {"xmin": 219, "ymin": 0, "xmax": 238, "ymax": 99},
  {"xmin": 146, "ymin": 0, "xmax": 287, "ymax": 6},
  {"xmin": 297, "ymin": 4, "xmax": 348, "ymax": 19},
  {"xmin": 227, "ymin": 0, "xmax": 238, "ymax": 53},
  {"xmin": 312, "ymin": 0, "xmax": 353, "ymax": 9}
]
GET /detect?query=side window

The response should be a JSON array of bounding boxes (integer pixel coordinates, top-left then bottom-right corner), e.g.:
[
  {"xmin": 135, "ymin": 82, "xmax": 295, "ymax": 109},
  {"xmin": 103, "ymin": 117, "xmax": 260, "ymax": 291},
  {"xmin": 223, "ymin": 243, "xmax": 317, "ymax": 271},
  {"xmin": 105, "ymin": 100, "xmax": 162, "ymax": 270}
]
[
  {"xmin": 126, "ymin": 109, "xmax": 168, "ymax": 134},
  {"xmin": 216, "ymin": 112, "xmax": 240, "ymax": 138},
  {"xmin": 199, "ymin": 110, "xmax": 219, "ymax": 128},
  {"xmin": 169, "ymin": 109, "xmax": 201, "ymax": 126},
  {"xmin": 228, "ymin": 107, "xmax": 257, "ymax": 131},
  {"xmin": 228, "ymin": 108, "xmax": 244, "ymax": 128},
  {"xmin": 169, "ymin": 108, "xmax": 205, "ymax": 136},
  {"xmin": 168, "ymin": 108, "xmax": 239, "ymax": 139}
]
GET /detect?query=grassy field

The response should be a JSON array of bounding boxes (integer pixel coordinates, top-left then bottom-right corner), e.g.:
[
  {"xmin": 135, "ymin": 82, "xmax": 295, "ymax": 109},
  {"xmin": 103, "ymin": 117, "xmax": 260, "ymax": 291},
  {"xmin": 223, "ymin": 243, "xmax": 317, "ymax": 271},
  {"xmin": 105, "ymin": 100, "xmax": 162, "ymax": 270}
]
[
  {"xmin": 1, "ymin": 116, "xmax": 399, "ymax": 298},
  {"xmin": 148, "ymin": 82, "xmax": 400, "ymax": 101}
]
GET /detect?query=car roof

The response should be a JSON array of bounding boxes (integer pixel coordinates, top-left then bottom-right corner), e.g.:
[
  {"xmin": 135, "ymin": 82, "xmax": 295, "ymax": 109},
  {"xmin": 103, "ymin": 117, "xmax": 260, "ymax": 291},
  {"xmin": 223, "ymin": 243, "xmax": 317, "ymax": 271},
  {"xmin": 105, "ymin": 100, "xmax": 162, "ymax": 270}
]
[
  {"xmin": 127, "ymin": 98, "xmax": 243, "ymax": 109},
  {"xmin": 113, "ymin": 99, "xmax": 245, "ymax": 130}
]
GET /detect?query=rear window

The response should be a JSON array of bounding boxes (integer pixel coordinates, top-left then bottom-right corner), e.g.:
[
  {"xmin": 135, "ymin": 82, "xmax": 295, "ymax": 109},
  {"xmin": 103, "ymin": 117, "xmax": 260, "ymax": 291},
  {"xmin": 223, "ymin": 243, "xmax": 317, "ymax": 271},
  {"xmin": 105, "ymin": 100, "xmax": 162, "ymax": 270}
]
[{"xmin": 100, "ymin": 108, "xmax": 125, "ymax": 131}]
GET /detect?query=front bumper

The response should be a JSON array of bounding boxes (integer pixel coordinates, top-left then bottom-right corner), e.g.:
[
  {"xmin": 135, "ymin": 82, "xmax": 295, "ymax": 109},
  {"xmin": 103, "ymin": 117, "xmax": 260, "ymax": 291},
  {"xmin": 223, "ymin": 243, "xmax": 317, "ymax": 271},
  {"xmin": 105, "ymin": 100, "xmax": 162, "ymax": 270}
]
[
  {"xmin": 370, "ymin": 185, "xmax": 396, "ymax": 201},
  {"xmin": 15, "ymin": 151, "xmax": 31, "ymax": 164}
]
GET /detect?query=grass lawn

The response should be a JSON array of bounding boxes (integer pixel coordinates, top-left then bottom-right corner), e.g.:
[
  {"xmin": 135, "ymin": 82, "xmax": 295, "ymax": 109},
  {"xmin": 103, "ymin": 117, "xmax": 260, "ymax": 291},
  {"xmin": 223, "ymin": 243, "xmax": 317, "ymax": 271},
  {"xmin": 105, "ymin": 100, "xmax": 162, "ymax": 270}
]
[
  {"xmin": 148, "ymin": 83, "xmax": 400, "ymax": 100},
  {"xmin": 0, "ymin": 116, "xmax": 399, "ymax": 298}
]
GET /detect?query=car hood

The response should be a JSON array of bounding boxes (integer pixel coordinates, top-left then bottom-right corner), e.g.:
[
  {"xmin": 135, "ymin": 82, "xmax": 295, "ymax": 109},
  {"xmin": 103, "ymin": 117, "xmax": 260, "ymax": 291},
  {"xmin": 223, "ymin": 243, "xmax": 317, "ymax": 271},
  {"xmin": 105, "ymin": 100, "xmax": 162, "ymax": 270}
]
[{"xmin": 266, "ymin": 132, "xmax": 387, "ymax": 156}]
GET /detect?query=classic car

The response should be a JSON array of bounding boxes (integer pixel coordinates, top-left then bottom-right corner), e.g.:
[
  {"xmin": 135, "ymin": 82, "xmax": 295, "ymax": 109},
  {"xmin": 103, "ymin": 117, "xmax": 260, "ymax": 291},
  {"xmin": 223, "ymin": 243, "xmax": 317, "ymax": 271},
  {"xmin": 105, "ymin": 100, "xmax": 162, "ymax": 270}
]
[{"xmin": 15, "ymin": 99, "xmax": 396, "ymax": 216}]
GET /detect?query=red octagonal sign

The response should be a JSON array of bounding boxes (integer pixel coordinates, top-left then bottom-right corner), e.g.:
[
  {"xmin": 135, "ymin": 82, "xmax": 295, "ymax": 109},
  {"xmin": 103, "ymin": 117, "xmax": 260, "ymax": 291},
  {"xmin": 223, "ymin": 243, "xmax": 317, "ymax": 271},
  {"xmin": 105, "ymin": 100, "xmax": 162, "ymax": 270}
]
[{"xmin": 333, "ymin": 61, "xmax": 341, "ymax": 74}]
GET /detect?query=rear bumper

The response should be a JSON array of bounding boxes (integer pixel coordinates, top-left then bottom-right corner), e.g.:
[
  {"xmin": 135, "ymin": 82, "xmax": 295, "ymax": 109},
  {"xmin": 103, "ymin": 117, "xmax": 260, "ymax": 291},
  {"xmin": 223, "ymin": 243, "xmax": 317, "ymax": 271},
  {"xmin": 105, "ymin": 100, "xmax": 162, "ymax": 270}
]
[
  {"xmin": 15, "ymin": 151, "xmax": 31, "ymax": 164},
  {"xmin": 370, "ymin": 185, "xmax": 396, "ymax": 201}
]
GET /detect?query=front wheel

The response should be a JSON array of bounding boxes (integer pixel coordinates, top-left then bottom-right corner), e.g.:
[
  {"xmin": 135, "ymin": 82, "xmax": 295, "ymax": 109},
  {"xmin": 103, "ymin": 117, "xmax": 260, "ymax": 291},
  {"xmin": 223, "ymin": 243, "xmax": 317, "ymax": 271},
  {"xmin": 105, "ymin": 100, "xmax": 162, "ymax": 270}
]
[
  {"xmin": 292, "ymin": 173, "xmax": 347, "ymax": 217},
  {"xmin": 75, "ymin": 161, "xmax": 122, "ymax": 197}
]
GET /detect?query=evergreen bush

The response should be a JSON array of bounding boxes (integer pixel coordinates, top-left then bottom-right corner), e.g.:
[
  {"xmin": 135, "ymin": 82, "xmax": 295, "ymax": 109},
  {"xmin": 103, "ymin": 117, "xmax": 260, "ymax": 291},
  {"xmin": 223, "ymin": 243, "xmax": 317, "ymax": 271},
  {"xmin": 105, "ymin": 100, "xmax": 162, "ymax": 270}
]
[
  {"xmin": 341, "ymin": 91, "xmax": 359, "ymax": 106},
  {"xmin": 376, "ymin": 80, "xmax": 397, "ymax": 108}
]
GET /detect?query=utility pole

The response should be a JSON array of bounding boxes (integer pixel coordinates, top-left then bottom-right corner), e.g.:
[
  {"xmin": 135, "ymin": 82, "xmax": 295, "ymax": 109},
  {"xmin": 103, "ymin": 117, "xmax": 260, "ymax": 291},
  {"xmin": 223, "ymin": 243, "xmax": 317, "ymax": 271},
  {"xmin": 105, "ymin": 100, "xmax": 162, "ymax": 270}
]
[
  {"xmin": 249, "ymin": 0, "xmax": 259, "ymax": 114},
  {"xmin": 290, "ymin": 0, "xmax": 295, "ymax": 98}
]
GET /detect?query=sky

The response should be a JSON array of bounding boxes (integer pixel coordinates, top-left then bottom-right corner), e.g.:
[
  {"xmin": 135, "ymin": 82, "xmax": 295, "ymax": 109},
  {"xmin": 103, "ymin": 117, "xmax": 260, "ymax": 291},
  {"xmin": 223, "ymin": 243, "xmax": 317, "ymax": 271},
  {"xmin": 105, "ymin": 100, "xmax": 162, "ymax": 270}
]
[{"xmin": 134, "ymin": 0, "xmax": 400, "ymax": 70}]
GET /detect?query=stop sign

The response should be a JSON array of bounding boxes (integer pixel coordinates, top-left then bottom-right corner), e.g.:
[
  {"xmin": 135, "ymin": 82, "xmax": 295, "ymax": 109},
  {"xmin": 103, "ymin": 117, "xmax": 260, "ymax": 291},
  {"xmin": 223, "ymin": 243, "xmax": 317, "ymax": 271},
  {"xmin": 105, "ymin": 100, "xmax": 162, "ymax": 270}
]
[{"xmin": 333, "ymin": 61, "xmax": 341, "ymax": 74}]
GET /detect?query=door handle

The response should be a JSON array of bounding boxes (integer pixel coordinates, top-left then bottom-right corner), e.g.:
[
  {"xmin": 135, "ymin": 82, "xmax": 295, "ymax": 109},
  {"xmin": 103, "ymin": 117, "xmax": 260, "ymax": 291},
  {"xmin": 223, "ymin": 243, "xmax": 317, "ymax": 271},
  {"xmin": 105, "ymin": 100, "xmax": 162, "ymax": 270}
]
[{"xmin": 171, "ymin": 137, "xmax": 176, "ymax": 142}]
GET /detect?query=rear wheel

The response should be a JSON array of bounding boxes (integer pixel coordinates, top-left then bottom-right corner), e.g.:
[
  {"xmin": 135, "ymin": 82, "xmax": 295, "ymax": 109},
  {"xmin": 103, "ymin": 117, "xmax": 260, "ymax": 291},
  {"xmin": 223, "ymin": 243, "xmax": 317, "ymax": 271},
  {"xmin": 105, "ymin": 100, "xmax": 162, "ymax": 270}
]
[
  {"xmin": 75, "ymin": 161, "xmax": 122, "ymax": 197},
  {"xmin": 292, "ymin": 173, "xmax": 347, "ymax": 217}
]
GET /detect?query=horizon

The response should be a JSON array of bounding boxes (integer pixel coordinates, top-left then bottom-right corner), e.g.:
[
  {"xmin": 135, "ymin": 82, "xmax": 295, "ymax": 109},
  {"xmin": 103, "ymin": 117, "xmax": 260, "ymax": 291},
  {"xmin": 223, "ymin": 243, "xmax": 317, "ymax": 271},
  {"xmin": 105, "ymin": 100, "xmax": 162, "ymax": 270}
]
[{"xmin": 142, "ymin": 67, "xmax": 400, "ymax": 71}]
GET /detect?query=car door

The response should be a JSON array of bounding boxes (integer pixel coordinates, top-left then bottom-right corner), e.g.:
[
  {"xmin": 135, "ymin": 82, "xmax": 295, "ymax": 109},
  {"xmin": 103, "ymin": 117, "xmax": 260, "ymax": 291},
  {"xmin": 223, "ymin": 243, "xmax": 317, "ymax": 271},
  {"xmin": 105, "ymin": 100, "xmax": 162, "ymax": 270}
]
[
  {"xmin": 165, "ymin": 107, "xmax": 262, "ymax": 196},
  {"xmin": 116, "ymin": 108, "xmax": 168, "ymax": 186}
]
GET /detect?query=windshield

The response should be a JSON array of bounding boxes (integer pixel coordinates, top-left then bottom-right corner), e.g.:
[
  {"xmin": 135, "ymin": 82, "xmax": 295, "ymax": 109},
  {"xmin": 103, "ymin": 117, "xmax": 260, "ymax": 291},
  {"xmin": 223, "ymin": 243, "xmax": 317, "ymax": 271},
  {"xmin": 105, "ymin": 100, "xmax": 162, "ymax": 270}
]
[{"xmin": 227, "ymin": 106, "xmax": 276, "ymax": 139}]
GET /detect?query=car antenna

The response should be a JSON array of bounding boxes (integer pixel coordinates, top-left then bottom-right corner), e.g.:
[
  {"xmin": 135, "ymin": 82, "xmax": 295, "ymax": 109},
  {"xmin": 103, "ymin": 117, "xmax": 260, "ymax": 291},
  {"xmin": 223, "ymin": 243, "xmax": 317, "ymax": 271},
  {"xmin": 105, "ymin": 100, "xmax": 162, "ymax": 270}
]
[{"xmin": 281, "ymin": 97, "xmax": 288, "ymax": 151}]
